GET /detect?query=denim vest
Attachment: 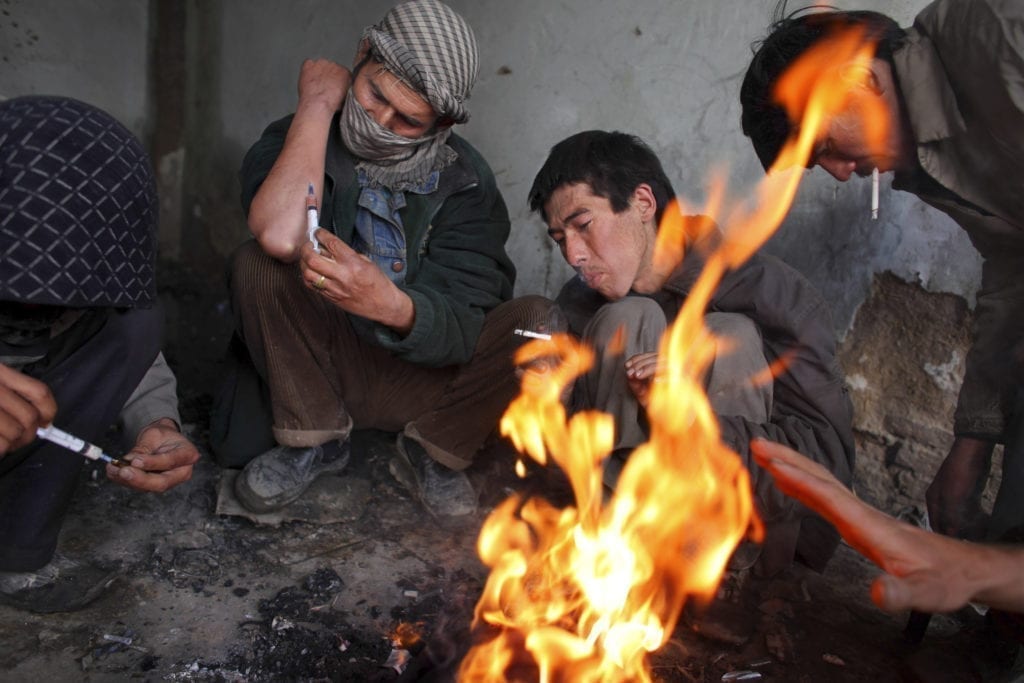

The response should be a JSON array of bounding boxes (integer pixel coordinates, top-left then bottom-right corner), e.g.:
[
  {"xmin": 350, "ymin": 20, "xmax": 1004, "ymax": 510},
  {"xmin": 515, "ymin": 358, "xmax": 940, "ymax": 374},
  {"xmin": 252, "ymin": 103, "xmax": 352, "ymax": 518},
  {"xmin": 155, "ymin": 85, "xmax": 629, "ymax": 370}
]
[{"xmin": 350, "ymin": 169, "xmax": 440, "ymax": 286}]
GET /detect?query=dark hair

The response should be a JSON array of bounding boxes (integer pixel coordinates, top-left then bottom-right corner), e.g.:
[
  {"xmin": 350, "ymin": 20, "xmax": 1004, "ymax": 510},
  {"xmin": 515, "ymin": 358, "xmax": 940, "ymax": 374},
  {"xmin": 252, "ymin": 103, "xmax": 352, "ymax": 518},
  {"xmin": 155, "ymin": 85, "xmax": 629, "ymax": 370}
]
[
  {"xmin": 528, "ymin": 130, "xmax": 676, "ymax": 226},
  {"xmin": 740, "ymin": 2, "xmax": 905, "ymax": 171}
]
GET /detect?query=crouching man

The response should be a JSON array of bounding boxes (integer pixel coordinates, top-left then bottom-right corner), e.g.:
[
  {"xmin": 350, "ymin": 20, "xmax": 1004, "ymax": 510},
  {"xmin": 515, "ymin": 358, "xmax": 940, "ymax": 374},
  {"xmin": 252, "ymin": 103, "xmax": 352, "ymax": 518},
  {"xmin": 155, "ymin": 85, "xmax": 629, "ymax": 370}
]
[
  {"xmin": 0, "ymin": 96, "xmax": 200, "ymax": 612},
  {"xmin": 528, "ymin": 130, "xmax": 856, "ymax": 574}
]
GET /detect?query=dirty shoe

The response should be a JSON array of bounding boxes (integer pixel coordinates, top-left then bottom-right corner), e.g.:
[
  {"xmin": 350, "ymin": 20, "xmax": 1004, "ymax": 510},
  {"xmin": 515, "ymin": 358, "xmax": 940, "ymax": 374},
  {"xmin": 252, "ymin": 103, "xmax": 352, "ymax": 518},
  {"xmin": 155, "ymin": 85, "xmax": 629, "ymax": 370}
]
[
  {"xmin": 0, "ymin": 554, "xmax": 117, "ymax": 614},
  {"xmin": 235, "ymin": 440, "xmax": 351, "ymax": 513},
  {"xmin": 388, "ymin": 434, "xmax": 477, "ymax": 517}
]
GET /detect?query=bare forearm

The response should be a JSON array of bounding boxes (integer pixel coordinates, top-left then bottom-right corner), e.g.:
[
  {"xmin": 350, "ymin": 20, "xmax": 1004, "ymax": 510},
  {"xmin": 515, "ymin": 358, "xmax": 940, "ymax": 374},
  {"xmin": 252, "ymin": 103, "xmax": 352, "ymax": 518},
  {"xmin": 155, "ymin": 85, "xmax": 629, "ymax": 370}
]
[{"xmin": 249, "ymin": 98, "xmax": 335, "ymax": 262}]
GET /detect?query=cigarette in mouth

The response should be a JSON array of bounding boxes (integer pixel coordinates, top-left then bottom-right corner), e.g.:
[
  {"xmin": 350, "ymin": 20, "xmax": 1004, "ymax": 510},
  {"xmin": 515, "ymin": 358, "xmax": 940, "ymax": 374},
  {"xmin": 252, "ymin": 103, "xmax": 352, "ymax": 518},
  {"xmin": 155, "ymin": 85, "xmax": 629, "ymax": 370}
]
[
  {"xmin": 871, "ymin": 167, "xmax": 879, "ymax": 220},
  {"xmin": 514, "ymin": 328, "xmax": 552, "ymax": 340}
]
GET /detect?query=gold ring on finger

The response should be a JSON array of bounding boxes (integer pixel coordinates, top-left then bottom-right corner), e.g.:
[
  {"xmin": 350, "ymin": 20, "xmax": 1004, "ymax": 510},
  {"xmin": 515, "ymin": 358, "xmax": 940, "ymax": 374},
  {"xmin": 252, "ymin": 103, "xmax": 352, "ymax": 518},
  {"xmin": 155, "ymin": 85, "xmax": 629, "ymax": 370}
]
[{"xmin": 314, "ymin": 274, "xmax": 326, "ymax": 289}]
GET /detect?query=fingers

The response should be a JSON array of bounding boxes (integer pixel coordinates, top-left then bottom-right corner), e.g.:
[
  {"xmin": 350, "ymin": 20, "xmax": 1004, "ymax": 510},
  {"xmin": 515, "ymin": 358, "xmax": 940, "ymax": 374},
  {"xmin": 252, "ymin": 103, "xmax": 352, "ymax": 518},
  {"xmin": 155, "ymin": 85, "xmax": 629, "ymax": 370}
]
[
  {"xmin": 108, "ymin": 460, "xmax": 194, "ymax": 493},
  {"xmin": 871, "ymin": 572, "xmax": 962, "ymax": 614},
  {"xmin": 751, "ymin": 438, "xmax": 867, "ymax": 535},
  {"xmin": 109, "ymin": 439, "xmax": 199, "ymax": 493},
  {"xmin": 871, "ymin": 574, "xmax": 911, "ymax": 612},
  {"xmin": 0, "ymin": 365, "xmax": 57, "ymax": 454},
  {"xmin": 750, "ymin": 439, "xmax": 827, "ymax": 495},
  {"xmin": 625, "ymin": 352, "xmax": 660, "ymax": 379},
  {"xmin": 314, "ymin": 229, "xmax": 357, "ymax": 262}
]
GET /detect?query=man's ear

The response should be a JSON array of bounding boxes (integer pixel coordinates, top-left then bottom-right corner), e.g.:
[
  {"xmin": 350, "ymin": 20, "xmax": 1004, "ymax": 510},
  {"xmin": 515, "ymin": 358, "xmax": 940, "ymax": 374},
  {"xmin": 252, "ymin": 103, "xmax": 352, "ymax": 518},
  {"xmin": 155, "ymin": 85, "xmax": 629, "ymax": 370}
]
[{"xmin": 631, "ymin": 183, "xmax": 658, "ymax": 223}]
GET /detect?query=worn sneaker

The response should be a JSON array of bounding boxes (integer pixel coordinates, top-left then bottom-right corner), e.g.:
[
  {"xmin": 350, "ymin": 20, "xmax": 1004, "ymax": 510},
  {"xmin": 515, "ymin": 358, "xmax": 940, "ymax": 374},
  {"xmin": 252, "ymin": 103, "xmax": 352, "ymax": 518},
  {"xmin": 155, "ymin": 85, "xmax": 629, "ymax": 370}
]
[
  {"xmin": 0, "ymin": 554, "xmax": 117, "ymax": 614},
  {"xmin": 234, "ymin": 439, "xmax": 351, "ymax": 513},
  {"xmin": 388, "ymin": 434, "xmax": 477, "ymax": 517}
]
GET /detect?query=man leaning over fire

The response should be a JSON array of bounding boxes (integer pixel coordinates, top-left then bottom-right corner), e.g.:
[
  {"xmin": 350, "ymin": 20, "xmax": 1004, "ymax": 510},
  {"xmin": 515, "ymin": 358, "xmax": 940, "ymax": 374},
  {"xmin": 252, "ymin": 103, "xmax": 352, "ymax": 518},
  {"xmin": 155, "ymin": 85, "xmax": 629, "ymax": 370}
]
[
  {"xmin": 528, "ymin": 130, "xmax": 856, "ymax": 576},
  {"xmin": 211, "ymin": 0, "xmax": 553, "ymax": 518},
  {"xmin": 740, "ymin": 0, "xmax": 1024, "ymax": 547}
]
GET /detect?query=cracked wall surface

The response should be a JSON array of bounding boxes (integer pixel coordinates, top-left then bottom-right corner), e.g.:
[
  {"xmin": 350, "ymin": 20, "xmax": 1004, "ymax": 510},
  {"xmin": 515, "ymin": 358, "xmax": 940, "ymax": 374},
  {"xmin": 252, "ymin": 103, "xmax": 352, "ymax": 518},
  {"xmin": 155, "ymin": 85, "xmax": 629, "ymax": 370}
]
[{"xmin": 838, "ymin": 273, "xmax": 1001, "ymax": 519}]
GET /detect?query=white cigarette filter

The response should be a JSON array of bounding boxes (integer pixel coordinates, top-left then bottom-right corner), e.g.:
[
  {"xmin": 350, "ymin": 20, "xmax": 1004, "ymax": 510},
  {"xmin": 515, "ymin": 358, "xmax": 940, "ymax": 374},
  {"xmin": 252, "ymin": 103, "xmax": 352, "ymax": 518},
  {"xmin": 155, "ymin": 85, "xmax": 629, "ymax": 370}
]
[
  {"xmin": 514, "ymin": 328, "xmax": 552, "ymax": 340},
  {"xmin": 871, "ymin": 167, "xmax": 879, "ymax": 220}
]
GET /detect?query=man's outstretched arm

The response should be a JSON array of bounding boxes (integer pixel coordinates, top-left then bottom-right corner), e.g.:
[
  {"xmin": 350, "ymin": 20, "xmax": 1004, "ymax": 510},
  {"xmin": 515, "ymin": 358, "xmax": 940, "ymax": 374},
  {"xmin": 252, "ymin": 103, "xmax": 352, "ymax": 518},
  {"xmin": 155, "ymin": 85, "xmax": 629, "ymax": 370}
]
[{"xmin": 751, "ymin": 438, "xmax": 1024, "ymax": 614}]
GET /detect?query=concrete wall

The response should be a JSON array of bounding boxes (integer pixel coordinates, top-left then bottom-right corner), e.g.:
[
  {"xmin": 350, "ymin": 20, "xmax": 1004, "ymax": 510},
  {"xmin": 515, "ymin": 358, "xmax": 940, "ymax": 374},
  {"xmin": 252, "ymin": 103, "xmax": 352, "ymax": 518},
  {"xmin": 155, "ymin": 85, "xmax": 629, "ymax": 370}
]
[
  {"xmin": 0, "ymin": 0, "xmax": 150, "ymax": 139},
  {"xmin": 217, "ymin": 0, "xmax": 982, "ymax": 335},
  {"xmin": 0, "ymin": 0, "xmax": 990, "ymax": 512},
  {"xmin": 1, "ymin": 0, "xmax": 982, "ymax": 333}
]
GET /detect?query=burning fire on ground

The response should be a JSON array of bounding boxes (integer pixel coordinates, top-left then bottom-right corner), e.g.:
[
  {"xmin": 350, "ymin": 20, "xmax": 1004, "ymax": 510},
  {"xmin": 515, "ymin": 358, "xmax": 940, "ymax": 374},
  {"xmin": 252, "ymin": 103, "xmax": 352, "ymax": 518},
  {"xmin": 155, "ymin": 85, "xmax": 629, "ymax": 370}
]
[{"xmin": 459, "ymin": 27, "xmax": 888, "ymax": 683}]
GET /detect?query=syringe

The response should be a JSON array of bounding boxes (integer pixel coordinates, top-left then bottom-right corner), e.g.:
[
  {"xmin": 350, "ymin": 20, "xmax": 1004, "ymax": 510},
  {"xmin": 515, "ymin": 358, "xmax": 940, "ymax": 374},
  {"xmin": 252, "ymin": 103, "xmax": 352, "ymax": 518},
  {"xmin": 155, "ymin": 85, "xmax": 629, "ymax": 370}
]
[{"xmin": 36, "ymin": 425, "xmax": 125, "ymax": 466}]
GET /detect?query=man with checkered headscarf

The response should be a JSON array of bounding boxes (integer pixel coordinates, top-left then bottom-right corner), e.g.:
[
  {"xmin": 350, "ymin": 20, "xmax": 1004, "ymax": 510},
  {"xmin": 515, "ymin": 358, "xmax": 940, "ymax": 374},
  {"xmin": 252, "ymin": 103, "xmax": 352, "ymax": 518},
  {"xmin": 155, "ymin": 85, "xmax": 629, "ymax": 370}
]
[
  {"xmin": 214, "ymin": 0, "xmax": 555, "ymax": 518},
  {"xmin": 0, "ymin": 95, "xmax": 200, "ymax": 613}
]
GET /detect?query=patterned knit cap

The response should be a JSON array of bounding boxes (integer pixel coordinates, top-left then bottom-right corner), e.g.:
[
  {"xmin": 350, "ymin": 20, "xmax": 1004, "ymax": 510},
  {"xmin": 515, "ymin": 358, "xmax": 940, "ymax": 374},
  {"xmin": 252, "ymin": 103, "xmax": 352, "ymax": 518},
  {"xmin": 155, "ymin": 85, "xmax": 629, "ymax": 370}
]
[
  {"xmin": 0, "ymin": 95, "xmax": 157, "ymax": 308},
  {"xmin": 362, "ymin": 0, "xmax": 479, "ymax": 124}
]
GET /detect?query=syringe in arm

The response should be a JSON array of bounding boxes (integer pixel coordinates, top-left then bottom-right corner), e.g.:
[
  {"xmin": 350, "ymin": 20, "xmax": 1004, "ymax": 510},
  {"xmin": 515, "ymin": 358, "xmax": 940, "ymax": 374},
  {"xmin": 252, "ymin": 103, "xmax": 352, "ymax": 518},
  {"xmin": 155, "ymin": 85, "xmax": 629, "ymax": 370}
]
[{"xmin": 307, "ymin": 182, "xmax": 321, "ymax": 253}]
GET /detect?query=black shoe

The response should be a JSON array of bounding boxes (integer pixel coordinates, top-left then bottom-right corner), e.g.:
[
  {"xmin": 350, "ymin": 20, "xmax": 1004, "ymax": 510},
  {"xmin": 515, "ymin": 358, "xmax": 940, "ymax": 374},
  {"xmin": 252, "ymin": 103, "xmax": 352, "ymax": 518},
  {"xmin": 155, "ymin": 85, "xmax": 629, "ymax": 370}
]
[
  {"xmin": 0, "ymin": 555, "xmax": 117, "ymax": 614},
  {"xmin": 234, "ymin": 439, "xmax": 351, "ymax": 513},
  {"xmin": 388, "ymin": 434, "xmax": 477, "ymax": 517}
]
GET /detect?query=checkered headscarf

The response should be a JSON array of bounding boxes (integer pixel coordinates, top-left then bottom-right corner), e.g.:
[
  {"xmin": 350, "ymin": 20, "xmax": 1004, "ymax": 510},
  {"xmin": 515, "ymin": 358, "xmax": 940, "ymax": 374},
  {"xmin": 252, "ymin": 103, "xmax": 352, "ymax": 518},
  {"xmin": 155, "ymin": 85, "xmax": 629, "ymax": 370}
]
[
  {"xmin": 0, "ymin": 96, "xmax": 157, "ymax": 308},
  {"xmin": 363, "ymin": 0, "xmax": 479, "ymax": 125}
]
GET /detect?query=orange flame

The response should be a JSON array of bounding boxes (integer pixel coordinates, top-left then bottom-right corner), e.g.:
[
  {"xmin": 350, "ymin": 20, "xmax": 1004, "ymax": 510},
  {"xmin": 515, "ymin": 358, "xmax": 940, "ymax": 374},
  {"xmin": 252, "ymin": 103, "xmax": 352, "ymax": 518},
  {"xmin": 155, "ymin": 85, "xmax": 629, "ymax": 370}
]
[
  {"xmin": 391, "ymin": 621, "xmax": 423, "ymax": 649},
  {"xmin": 459, "ymin": 26, "xmax": 885, "ymax": 683}
]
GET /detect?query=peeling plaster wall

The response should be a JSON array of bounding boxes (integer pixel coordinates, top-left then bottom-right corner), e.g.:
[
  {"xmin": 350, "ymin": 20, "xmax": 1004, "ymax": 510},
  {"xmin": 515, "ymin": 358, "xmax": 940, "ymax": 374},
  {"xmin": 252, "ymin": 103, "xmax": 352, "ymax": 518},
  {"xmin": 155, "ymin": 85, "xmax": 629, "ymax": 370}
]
[{"xmin": 0, "ymin": 0, "xmax": 150, "ymax": 139}]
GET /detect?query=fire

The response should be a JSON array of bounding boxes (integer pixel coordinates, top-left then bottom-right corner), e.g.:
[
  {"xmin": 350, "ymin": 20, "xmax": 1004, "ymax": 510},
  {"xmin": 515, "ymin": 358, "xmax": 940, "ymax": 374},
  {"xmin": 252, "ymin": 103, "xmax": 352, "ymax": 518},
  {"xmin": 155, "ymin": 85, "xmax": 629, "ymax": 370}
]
[{"xmin": 459, "ymin": 26, "xmax": 888, "ymax": 683}]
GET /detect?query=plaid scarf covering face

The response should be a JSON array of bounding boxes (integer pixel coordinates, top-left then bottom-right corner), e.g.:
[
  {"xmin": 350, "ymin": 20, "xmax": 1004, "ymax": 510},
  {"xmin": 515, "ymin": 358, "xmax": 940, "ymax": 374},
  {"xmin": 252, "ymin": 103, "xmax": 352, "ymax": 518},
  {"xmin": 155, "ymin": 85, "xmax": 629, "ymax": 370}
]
[
  {"xmin": 341, "ymin": 0, "xmax": 479, "ymax": 190},
  {"xmin": 0, "ymin": 96, "xmax": 157, "ymax": 308}
]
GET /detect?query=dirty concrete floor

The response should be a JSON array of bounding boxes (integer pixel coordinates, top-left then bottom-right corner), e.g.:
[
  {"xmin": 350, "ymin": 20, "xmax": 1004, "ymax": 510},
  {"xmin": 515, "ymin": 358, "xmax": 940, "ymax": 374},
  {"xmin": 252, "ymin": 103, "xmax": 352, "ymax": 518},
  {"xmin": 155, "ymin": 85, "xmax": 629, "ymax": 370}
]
[
  {"xmin": 1, "ymin": 264, "xmax": 1020, "ymax": 682},
  {"xmin": 1, "ymin": 424, "xmax": 1020, "ymax": 682}
]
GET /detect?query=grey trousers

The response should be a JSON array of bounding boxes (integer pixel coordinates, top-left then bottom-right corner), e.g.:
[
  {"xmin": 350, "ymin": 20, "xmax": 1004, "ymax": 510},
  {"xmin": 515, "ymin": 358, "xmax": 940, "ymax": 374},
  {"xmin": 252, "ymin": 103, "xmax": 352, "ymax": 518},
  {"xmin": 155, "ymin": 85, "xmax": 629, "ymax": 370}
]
[{"xmin": 577, "ymin": 296, "xmax": 772, "ymax": 452}]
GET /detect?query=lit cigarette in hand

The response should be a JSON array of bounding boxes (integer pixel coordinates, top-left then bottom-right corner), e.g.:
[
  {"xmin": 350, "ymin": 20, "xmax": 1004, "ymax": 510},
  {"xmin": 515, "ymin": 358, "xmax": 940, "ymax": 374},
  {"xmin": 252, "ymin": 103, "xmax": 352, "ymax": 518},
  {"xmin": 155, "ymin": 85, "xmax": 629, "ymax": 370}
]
[
  {"xmin": 871, "ymin": 167, "xmax": 879, "ymax": 220},
  {"xmin": 514, "ymin": 328, "xmax": 552, "ymax": 340}
]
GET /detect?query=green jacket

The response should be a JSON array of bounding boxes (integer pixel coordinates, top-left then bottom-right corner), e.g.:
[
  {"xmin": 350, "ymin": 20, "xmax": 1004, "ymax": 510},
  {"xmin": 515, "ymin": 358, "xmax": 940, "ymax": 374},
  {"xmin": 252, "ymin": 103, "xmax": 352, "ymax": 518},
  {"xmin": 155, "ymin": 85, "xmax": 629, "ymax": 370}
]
[
  {"xmin": 892, "ymin": 0, "xmax": 1024, "ymax": 440},
  {"xmin": 239, "ymin": 113, "xmax": 515, "ymax": 368}
]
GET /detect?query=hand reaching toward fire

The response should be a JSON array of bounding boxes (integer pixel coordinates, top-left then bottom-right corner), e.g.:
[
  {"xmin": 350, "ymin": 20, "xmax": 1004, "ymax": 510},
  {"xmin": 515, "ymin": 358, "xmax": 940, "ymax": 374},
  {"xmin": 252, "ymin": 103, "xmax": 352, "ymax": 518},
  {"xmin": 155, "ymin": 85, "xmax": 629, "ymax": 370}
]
[
  {"xmin": 751, "ymin": 438, "xmax": 1024, "ymax": 614},
  {"xmin": 625, "ymin": 352, "xmax": 662, "ymax": 408}
]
